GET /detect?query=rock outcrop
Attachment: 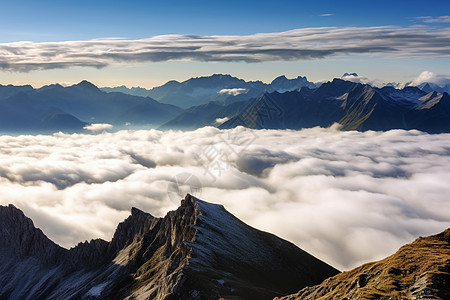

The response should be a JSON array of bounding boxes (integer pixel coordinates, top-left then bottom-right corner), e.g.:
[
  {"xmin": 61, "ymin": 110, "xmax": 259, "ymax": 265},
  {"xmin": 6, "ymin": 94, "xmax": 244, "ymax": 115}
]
[
  {"xmin": 276, "ymin": 229, "xmax": 450, "ymax": 300},
  {"xmin": 0, "ymin": 195, "xmax": 339, "ymax": 300}
]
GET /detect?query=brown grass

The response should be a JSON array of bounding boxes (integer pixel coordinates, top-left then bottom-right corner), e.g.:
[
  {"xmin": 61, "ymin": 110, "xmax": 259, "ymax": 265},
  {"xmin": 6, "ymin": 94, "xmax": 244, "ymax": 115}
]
[{"xmin": 276, "ymin": 229, "xmax": 450, "ymax": 300}]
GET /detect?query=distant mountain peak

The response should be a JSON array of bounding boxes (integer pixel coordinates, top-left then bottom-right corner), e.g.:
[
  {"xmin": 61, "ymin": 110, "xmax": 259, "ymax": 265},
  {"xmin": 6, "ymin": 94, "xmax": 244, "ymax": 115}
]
[
  {"xmin": 342, "ymin": 72, "xmax": 358, "ymax": 77},
  {"xmin": 37, "ymin": 83, "xmax": 64, "ymax": 92},
  {"xmin": 271, "ymin": 75, "xmax": 309, "ymax": 83},
  {"xmin": 270, "ymin": 75, "xmax": 316, "ymax": 92},
  {"xmin": 211, "ymin": 73, "xmax": 233, "ymax": 78},
  {"xmin": 272, "ymin": 75, "xmax": 288, "ymax": 81},
  {"xmin": 72, "ymin": 80, "xmax": 100, "ymax": 91},
  {"xmin": 165, "ymin": 79, "xmax": 180, "ymax": 84}
]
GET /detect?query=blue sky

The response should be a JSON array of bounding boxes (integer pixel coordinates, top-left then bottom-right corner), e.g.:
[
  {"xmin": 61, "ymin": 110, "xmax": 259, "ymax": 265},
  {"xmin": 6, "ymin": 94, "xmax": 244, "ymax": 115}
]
[
  {"xmin": 0, "ymin": 0, "xmax": 449, "ymax": 88},
  {"xmin": 1, "ymin": 0, "xmax": 446, "ymax": 40}
]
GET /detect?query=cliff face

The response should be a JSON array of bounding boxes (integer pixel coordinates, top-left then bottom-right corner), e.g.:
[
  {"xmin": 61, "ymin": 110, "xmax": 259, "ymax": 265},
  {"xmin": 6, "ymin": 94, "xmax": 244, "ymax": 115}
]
[
  {"xmin": 0, "ymin": 195, "xmax": 339, "ymax": 300},
  {"xmin": 276, "ymin": 229, "xmax": 450, "ymax": 300},
  {"xmin": 0, "ymin": 204, "xmax": 66, "ymax": 266}
]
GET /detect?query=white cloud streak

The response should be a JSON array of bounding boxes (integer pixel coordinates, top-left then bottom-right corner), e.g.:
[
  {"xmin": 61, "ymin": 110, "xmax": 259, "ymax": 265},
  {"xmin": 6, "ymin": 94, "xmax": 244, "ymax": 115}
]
[
  {"xmin": 0, "ymin": 127, "xmax": 449, "ymax": 271},
  {"xmin": 217, "ymin": 88, "xmax": 248, "ymax": 96},
  {"xmin": 1, "ymin": 26, "xmax": 450, "ymax": 72},
  {"xmin": 214, "ymin": 117, "xmax": 230, "ymax": 125},
  {"xmin": 84, "ymin": 123, "xmax": 113, "ymax": 131},
  {"xmin": 417, "ymin": 16, "xmax": 450, "ymax": 23},
  {"xmin": 340, "ymin": 73, "xmax": 376, "ymax": 85}
]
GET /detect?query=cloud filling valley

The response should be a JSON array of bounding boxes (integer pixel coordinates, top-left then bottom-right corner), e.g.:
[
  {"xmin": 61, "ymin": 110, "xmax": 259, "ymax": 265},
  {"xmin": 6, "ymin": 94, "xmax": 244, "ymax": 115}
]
[{"xmin": 0, "ymin": 127, "xmax": 449, "ymax": 270}]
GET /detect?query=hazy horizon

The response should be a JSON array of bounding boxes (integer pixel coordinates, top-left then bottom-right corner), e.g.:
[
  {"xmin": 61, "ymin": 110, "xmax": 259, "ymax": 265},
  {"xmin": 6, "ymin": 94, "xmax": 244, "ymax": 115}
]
[
  {"xmin": 1, "ymin": 70, "xmax": 449, "ymax": 91},
  {"xmin": 1, "ymin": 1, "xmax": 449, "ymax": 89}
]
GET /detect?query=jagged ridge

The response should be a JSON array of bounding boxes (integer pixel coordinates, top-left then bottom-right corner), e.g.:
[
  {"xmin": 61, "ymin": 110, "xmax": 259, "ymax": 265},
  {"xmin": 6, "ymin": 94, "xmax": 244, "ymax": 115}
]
[
  {"xmin": 0, "ymin": 195, "xmax": 339, "ymax": 300},
  {"xmin": 219, "ymin": 79, "xmax": 450, "ymax": 133}
]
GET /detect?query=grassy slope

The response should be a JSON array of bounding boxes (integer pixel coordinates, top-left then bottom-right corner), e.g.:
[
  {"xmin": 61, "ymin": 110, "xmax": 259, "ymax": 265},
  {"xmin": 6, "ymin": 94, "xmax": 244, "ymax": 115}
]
[{"xmin": 276, "ymin": 229, "xmax": 450, "ymax": 300}]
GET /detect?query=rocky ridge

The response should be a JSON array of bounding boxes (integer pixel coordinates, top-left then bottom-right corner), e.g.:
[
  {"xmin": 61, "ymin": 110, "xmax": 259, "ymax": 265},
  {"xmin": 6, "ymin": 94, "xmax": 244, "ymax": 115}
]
[
  {"xmin": 276, "ymin": 229, "xmax": 450, "ymax": 300},
  {"xmin": 0, "ymin": 195, "xmax": 339, "ymax": 300}
]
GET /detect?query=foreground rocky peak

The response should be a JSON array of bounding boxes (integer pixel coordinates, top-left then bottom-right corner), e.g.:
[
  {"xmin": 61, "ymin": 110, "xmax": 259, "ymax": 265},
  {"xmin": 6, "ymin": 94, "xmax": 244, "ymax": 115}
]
[
  {"xmin": 0, "ymin": 204, "xmax": 65, "ymax": 265},
  {"xmin": 0, "ymin": 195, "xmax": 338, "ymax": 300},
  {"xmin": 276, "ymin": 228, "xmax": 450, "ymax": 300}
]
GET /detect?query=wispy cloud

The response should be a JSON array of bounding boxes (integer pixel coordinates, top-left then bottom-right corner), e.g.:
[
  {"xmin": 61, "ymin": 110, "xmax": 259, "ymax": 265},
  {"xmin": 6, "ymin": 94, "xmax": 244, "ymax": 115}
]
[
  {"xmin": 214, "ymin": 117, "xmax": 229, "ymax": 125},
  {"xmin": 1, "ymin": 26, "xmax": 449, "ymax": 72},
  {"xmin": 319, "ymin": 14, "xmax": 334, "ymax": 17},
  {"xmin": 417, "ymin": 16, "xmax": 450, "ymax": 23},
  {"xmin": 217, "ymin": 88, "xmax": 248, "ymax": 96},
  {"xmin": 84, "ymin": 123, "xmax": 113, "ymax": 132}
]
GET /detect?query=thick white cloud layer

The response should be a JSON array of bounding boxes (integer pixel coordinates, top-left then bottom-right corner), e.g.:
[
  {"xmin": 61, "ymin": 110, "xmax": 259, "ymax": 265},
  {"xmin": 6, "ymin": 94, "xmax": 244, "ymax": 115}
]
[
  {"xmin": 0, "ymin": 127, "xmax": 449, "ymax": 270},
  {"xmin": 1, "ymin": 26, "xmax": 449, "ymax": 72},
  {"xmin": 412, "ymin": 71, "xmax": 450, "ymax": 86}
]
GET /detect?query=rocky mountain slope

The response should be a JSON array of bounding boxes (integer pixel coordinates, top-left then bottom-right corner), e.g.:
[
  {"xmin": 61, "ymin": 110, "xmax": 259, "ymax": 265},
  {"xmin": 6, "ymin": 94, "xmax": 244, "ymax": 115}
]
[
  {"xmin": 0, "ymin": 195, "xmax": 339, "ymax": 300},
  {"xmin": 276, "ymin": 228, "xmax": 450, "ymax": 300},
  {"xmin": 218, "ymin": 79, "xmax": 450, "ymax": 133},
  {"xmin": 418, "ymin": 82, "xmax": 450, "ymax": 95}
]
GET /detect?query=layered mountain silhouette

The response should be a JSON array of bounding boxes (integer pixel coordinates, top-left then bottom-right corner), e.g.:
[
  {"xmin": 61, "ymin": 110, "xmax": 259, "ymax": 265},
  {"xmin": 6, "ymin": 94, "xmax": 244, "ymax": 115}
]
[
  {"xmin": 417, "ymin": 82, "xmax": 450, "ymax": 94},
  {"xmin": 0, "ymin": 81, "xmax": 182, "ymax": 134},
  {"xmin": 0, "ymin": 194, "xmax": 339, "ymax": 300},
  {"xmin": 3, "ymin": 76, "xmax": 450, "ymax": 134},
  {"xmin": 101, "ymin": 74, "xmax": 318, "ymax": 109},
  {"xmin": 216, "ymin": 79, "xmax": 450, "ymax": 133},
  {"xmin": 276, "ymin": 228, "xmax": 450, "ymax": 300}
]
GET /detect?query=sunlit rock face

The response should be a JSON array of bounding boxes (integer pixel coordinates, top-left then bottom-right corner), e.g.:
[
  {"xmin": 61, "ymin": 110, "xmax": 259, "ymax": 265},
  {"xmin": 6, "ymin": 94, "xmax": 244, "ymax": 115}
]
[{"xmin": 0, "ymin": 195, "xmax": 338, "ymax": 300}]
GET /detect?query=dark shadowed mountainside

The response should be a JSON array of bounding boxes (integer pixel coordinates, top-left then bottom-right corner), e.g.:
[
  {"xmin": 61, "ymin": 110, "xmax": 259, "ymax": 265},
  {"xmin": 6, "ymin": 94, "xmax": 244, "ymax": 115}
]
[
  {"xmin": 218, "ymin": 79, "xmax": 450, "ymax": 133},
  {"xmin": 0, "ymin": 195, "xmax": 339, "ymax": 300},
  {"xmin": 0, "ymin": 81, "xmax": 182, "ymax": 133},
  {"xmin": 3, "ymin": 77, "xmax": 450, "ymax": 133}
]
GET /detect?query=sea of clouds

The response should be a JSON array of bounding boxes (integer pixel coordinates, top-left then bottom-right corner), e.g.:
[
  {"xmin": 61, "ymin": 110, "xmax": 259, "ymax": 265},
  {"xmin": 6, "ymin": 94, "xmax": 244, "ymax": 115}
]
[{"xmin": 1, "ymin": 126, "xmax": 449, "ymax": 270}]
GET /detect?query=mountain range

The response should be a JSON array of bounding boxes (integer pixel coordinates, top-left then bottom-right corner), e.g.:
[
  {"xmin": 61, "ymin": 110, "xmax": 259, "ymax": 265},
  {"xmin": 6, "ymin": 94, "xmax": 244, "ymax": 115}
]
[
  {"xmin": 0, "ymin": 194, "xmax": 339, "ymax": 300},
  {"xmin": 102, "ymin": 74, "xmax": 450, "ymax": 133},
  {"xmin": 1, "ymin": 195, "xmax": 449, "ymax": 299},
  {"xmin": 101, "ymin": 74, "xmax": 318, "ymax": 109},
  {"xmin": 156, "ymin": 78, "xmax": 450, "ymax": 133},
  {"xmin": 217, "ymin": 79, "xmax": 450, "ymax": 133},
  {"xmin": 1, "ymin": 74, "xmax": 450, "ymax": 134},
  {"xmin": 417, "ymin": 82, "xmax": 450, "ymax": 95},
  {"xmin": 0, "ymin": 81, "xmax": 181, "ymax": 134}
]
